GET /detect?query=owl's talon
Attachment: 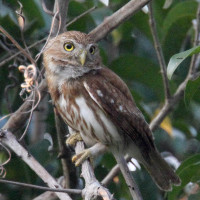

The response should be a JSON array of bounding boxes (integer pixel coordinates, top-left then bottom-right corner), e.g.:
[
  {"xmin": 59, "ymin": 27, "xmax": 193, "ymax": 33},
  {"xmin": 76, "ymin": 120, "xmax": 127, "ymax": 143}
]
[
  {"xmin": 66, "ymin": 132, "xmax": 83, "ymax": 146},
  {"xmin": 72, "ymin": 149, "xmax": 91, "ymax": 166}
]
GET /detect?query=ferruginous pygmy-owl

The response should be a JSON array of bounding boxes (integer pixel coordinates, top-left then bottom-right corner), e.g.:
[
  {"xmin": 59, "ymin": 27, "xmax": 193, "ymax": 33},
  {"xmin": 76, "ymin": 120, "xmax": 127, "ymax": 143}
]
[{"xmin": 43, "ymin": 31, "xmax": 181, "ymax": 191}]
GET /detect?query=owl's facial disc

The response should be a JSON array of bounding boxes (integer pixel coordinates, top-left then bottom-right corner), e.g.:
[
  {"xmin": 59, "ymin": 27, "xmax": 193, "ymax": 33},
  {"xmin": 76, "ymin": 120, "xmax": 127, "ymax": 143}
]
[{"xmin": 62, "ymin": 40, "xmax": 98, "ymax": 67}]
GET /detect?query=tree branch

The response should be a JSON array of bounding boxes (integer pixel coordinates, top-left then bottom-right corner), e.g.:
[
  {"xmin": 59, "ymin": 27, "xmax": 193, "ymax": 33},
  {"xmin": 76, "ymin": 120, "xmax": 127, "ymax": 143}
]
[
  {"xmin": 150, "ymin": 2, "xmax": 200, "ymax": 132},
  {"xmin": 189, "ymin": 2, "xmax": 200, "ymax": 75},
  {"xmin": 33, "ymin": 191, "xmax": 57, "ymax": 200},
  {"xmin": 51, "ymin": 0, "xmax": 69, "ymax": 35},
  {"xmin": 3, "ymin": 79, "xmax": 47, "ymax": 133},
  {"xmin": 89, "ymin": 0, "xmax": 151, "ymax": 42},
  {"xmin": 0, "ymin": 37, "xmax": 46, "ymax": 68},
  {"xmin": 0, "ymin": 130, "xmax": 72, "ymax": 200},
  {"xmin": 65, "ymin": 6, "xmax": 96, "ymax": 29},
  {"xmin": 0, "ymin": 178, "xmax": 81, "ymax": 194},
  {"xmin": 0, "ymin": 26, "xmax": 35, "ymax": 66},
  {"xmin": 113, "ymin": 154, "xmax": 142, "ymax": 200},
  {"xmin": 74, "ymin": 140, "xmax": 115, "ymax": 200},
  {"xmin": 148, "ymin": 2, "xmax": 171, "ymax": 100},
  {"xmin": 101, "ymin": 155, "xmax": 130, "ymax": 186}
]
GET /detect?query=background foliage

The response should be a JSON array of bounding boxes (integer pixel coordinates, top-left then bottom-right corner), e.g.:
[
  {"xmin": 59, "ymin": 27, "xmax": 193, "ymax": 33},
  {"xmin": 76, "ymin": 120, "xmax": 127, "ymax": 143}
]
[{"xmin": 0, "ymin": 0, "xmax": 200, "ymax": 199}]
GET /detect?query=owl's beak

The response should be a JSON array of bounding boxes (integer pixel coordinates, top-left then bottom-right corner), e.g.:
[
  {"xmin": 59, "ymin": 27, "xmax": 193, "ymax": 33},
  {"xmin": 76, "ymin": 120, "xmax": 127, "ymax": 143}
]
[{"xmin": 79, "ymin": 50, "xmax": 87, "ymax": 66}]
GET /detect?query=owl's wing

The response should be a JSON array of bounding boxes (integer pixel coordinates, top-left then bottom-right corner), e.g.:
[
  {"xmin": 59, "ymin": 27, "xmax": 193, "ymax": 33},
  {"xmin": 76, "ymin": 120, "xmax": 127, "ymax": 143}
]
[{"xmin": 83, "ymin": 67, "xmax": 155, "ymax": 156}]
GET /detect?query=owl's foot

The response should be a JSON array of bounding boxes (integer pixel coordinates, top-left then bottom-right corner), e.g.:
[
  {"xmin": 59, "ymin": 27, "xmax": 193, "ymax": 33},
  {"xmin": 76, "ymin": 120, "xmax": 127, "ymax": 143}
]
[
  {"xmin": 66, "ymin": 132, "xmax": 82, "ymax": 146},
  {"xmin": 72, "ymin": 143, "xmax": 107, "ymax": 166},
  {"xmin": 72, "ymin": 149, "xmax": 91, "ymax": 166}
]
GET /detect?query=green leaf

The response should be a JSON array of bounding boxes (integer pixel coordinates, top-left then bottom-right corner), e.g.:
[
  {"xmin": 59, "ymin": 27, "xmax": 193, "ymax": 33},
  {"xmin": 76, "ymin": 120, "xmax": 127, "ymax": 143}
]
[
  {"xmin": 162, "ymin": 1, "xmax": 197, "ymax": 61},
  {"xmin": 185, "ymin": 76, "xmax": 200, "ymax": 105},
  {"xmin": 168, "ymin": 154, "xmax": 200, "ymax": 200},
  {"xmin": 176, "ymin": 154, "xmax": 200, "ymax": 174},
  {"xmin": 163, "ymin": 0, "xmax": 173, "ymax": 9},
  {"xmin": 68, "ymin": 1, "xmax": 95, "ymax": 32},
  {"xmin": 110, "ymin": 55, "xmax": 163, "ymax": 100},
  {"xmin": 167, "ymin": 46, "xmax": 200, "ymax": 79},
  {"xmin": 188, "ymin": 192, "xmax": 200, "ymax": 200}
]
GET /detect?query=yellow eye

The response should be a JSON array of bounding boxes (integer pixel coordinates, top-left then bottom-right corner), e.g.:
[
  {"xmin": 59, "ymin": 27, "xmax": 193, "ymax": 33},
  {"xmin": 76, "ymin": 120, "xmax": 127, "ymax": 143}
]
[
  {"xmin": 64, "ymin": 42, "xmax": 74, "ymax": 52},
  {"xmin": 89, "ymin": 45, "xmax": 95, "ymax": 55}
]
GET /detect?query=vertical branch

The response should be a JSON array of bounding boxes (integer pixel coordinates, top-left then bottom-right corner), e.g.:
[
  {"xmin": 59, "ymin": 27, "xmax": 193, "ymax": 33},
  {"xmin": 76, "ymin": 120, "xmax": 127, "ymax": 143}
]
[
  {"xmin": 148, "ymin": 1, "xmax": 171, "ymax": 100},
  {"xmin": 31, "ymin": 96, "xmax": 48, "ymax": 143},
  {"xmin": 74, "ymin": 140, "xmax": 114, "ymax": 200},
  {"xmin": 51, "ymin": 0, "xmax": 69, "ymax": 35},
  {"xmin": 113, "ymin": 154, "xmax": 143, "ymax": 200},
  {"xmin": 54, "ymin": 109, "xmax": 71, "ymax": 188},
  {"xmin": 189, "ymin": 2, "xmax": 200, "ymax": 76}
]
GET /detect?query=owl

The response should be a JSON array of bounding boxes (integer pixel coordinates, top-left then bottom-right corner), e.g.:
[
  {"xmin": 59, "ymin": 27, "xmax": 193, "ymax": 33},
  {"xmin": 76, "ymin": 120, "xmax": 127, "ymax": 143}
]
[{"xmin": 43, "ymin": 31, "xmax": 181, "ymax": 191}]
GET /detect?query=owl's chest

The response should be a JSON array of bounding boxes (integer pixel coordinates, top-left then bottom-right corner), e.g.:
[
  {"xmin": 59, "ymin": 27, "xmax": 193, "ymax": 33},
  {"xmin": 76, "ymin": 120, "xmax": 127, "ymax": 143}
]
[{"xmin": 54, "ymin": 83, "xmax": 120, "ymax": 147}]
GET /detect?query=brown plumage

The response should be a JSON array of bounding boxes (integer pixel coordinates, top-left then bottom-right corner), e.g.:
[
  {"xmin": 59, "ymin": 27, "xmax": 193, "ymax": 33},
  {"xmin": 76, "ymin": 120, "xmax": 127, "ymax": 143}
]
[{"xmin": 43, "ymin": 31, "xmax": 181, "ymax": 191}]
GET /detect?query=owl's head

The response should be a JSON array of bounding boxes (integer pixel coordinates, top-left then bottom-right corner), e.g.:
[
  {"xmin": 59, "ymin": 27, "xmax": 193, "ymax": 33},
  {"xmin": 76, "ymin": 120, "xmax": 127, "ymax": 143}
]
[{"xmin": 43, "ymin": 31, "xmax": 102, "ymax": 74}]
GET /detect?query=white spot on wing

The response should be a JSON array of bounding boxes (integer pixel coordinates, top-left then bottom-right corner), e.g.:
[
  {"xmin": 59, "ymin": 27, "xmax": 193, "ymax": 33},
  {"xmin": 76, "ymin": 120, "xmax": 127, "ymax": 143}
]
[
  {"xmin": 97, "ymin": 90, "xmax": 103, "ymax": 97},
  {"xmin": 110, "ymin": 99, "xmax": 114, "ymax": 104},
  {"xmin": 119, "ymin": 105, "xmax": 123, "ymax": 111}
]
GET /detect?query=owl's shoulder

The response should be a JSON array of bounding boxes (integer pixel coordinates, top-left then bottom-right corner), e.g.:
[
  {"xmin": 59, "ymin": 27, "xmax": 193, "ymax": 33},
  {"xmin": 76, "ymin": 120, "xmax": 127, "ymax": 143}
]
[{"xmin": 83, "ymin": 67, "xmax": 134, "ymax": 103}]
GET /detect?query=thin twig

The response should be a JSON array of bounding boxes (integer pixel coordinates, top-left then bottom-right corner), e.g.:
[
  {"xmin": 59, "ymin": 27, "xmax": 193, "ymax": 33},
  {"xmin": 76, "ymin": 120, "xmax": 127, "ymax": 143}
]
[
  {"xmin": 0, "ymin": 144, "xmax": 11, "ymax": 166},
  {"xmin": 0, "ymin": 4, "xmax": 95, "ymax": 68},
  {"xmin": 0, "ymin": 179, "xmax": 81, "ymax": 194},
  {"xmin": 18, "ymin": 91, "xmax": 36, "ymax": 141},
  {"xmin": 3, "ymin": 80, "xmax": 47, "ymax": 133},
  {"xmin": 0, "ymin": 5, "xmax": 95, "ymax": 68},
  {"xmin": 189, "ymin": 2, "xmax": 200, "ymax": 75},
  {"xmin": 148, "ymin": 2, "xmax": 171, "ymax": 100},
  {"xmin": 150, "ymin": 77, "xmax": 186, "ymax": 132},
  {"xmin": 41, "ymin": 0, "xmax": 55, "ymax": 17},
  {"xmin": 65, "ymin": 6, "xmax": 96, "ymax": 29},
  {"xmin": 35, "ymin": 9, "xmax": 59, "ymax": 62},
  {"xmin": 101, "ymin": 155, "xmax": 130, "ymax": 186},
  {"xmin": 0, "ymin": 37, "xmax": 46, "ymax": 68},
  {"xmin": 0, "ymin": 25, "xmax": 35, "ymax": 65},
  {"xmin": 0, "ymin": 88, "xmax": 41, "ymax": 124}
]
